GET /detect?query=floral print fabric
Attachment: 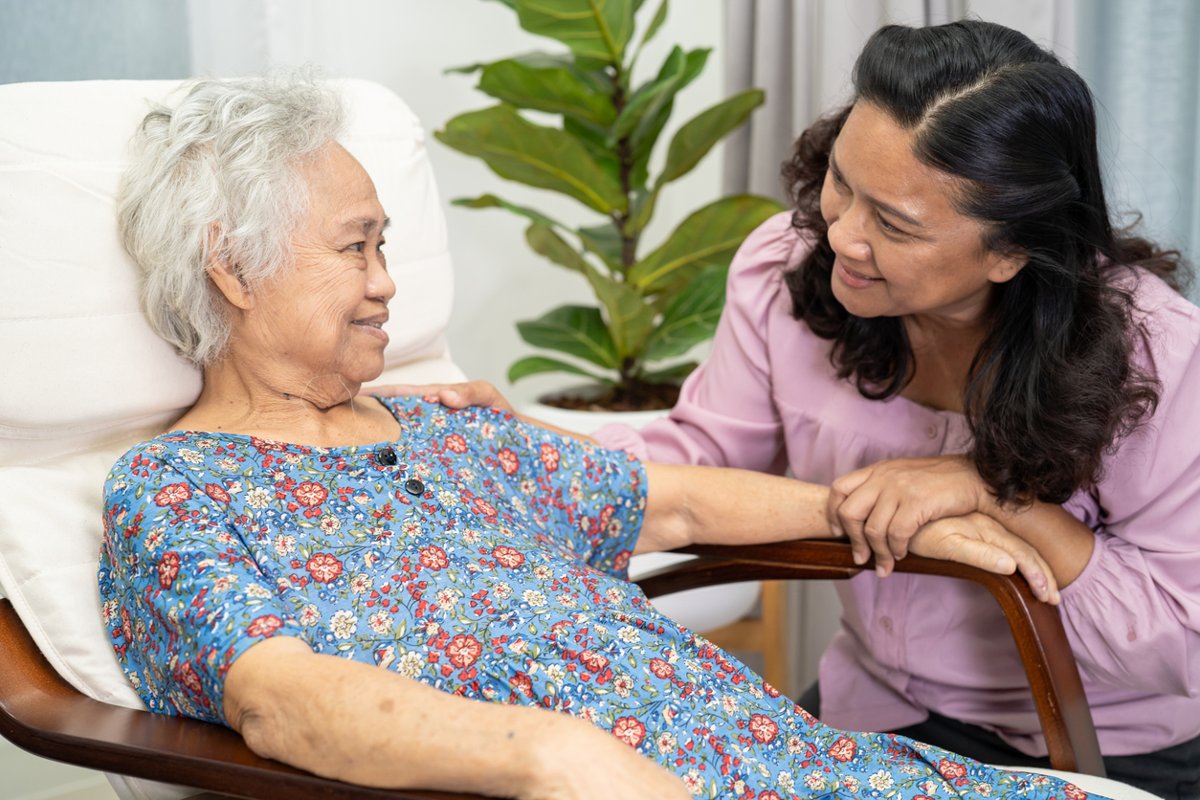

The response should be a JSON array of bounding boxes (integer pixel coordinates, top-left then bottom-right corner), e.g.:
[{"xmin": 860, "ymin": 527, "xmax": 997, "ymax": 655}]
[{"xmin": 99, "ymin": 396, "xmax": 1104, "ymax": 799}]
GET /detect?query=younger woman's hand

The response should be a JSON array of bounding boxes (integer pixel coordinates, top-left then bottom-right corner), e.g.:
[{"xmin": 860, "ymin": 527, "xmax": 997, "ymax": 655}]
[
  {"xmin": 908, "ymin": 513, "xmax": 1060, "ymax": 604},
  {"xmin": 365, "ymin": 380, "xmax": 513, "ymax": 412},
  {"xmin": 828, "ymin": 456, "xmax": 991, "ymax": 575}
]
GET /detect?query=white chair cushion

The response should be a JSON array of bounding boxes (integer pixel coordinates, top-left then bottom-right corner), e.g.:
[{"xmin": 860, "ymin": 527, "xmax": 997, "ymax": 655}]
[{"xmin": 0, "ymin": 78, "xmax": 464, "ymax": 712}]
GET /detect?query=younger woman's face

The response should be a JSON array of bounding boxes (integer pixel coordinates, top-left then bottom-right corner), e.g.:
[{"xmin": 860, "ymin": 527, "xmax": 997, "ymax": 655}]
[{"xmin": 819, "ymin": 101, "xmax": 1024, "ymax": 325}]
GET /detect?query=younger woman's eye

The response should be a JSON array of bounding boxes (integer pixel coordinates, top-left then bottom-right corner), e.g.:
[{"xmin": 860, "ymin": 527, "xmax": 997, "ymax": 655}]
[
  {"xmin": 830, "ymin": 166, "xmax": 849, "ymax": 192},
  {"xmin": 877, "ymin": 215, "xmax": 908, "ymax": 237}
]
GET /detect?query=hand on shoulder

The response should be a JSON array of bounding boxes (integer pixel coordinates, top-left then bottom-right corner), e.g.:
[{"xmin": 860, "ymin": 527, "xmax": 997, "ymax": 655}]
[{"xmin": 365, "ymin": 380, "xmax": 513, "ymax": 412}]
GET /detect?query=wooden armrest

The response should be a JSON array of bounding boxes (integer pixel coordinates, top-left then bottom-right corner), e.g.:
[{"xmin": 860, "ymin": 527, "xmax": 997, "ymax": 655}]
[
  {"xmin": 0, "ymin": 599, "xmax": 483, "ymax": 800},
  {"xmin": 1, "ymin": 540, "xmax": 1104, "ymax": 795},
  {"xmin": 635, "ymin": 539, "xmax": 1105, "ymax": 777}
]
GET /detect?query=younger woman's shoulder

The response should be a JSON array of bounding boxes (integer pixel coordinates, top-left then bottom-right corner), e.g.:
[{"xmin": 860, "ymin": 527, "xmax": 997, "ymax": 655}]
[
  {"xmin": 1114, "ymin": 268, "xmax": 1200, "ymax": 398},
  {"xmin": 725, "ymin": 211, "xmax": 821, "ymax": 322},
  {"xmin": 1120, "ymin": 267, "xmax": 1200, "ymax": 345},
  {"xmin": 729, "ymin": 211, "xmax": 814, "ymax": 280}
]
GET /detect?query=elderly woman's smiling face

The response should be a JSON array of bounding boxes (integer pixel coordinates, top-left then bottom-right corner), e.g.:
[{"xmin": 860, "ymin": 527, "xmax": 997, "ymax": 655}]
[{"xmin": 230, "ymin": 143, "xmax": 395, "ymax": 394}]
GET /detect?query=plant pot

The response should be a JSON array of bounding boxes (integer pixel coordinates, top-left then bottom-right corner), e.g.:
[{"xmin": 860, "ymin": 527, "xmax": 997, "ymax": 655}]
[{"xmin": 519, "ymin": 390, "xmax": 761, "ymax": 635}]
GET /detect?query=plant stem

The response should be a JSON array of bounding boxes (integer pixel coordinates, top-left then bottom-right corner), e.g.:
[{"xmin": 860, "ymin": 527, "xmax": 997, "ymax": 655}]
[{"xmin": 610, "ymin": 64, "xmax": 639, "ymax": 279}]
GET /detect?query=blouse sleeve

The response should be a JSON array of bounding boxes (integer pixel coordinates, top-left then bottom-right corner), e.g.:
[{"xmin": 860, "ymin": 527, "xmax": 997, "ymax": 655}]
[
  {"xmin": 489, "ymin": 412, "xmax": 647, "ymax": 579},
  {"xmin": 98, "ymin": 446, "xmax": 305, "ymax": 724},
  {"xmin": 594, "ymin": 211, "xmax": 800, "ymax": 474},
  {"xmin": 1058, "ymin": 277, "xmax": 1200, "ymax": 696}
]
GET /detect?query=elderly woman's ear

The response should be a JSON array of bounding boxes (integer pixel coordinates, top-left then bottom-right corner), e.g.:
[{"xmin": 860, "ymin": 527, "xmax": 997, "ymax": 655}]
[
  {"xmin": 208, "ymin": 258, "xmax": 254, "ymax": 310},
  {"xmin": 205, "ymin": 222, "xmax": 254, "ymax": 310},
  {"xmin": 207, "ymin": 244, "xmax": 255, "ymax": 311}
]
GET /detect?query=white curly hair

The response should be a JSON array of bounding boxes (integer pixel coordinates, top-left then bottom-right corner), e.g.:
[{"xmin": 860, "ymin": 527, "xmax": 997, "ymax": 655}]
[{"xmin": 116, "ymin": 72, "xmax": 344, "ymax": 365}]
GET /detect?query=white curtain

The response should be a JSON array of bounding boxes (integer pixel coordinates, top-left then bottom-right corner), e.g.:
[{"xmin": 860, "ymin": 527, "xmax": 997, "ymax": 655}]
[{"xmin": 1077, "ymin": 0, "xmax": 1200, "ymax": 294}]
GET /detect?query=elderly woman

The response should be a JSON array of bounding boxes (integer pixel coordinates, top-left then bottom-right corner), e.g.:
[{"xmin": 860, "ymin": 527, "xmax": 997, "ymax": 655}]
[
  {"xmin": 100, "ymin": 75, "xmax": 1103, "ymax": 800},
  {"xmin": 409, "ymin": 20, "xmax": 1200, "ymax": 797}
]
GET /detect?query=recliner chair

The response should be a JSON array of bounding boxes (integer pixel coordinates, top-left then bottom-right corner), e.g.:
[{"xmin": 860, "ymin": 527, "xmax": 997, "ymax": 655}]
[{"xmin": 0, "ymin": 77, "xmax": 1150, "ymax": 800}]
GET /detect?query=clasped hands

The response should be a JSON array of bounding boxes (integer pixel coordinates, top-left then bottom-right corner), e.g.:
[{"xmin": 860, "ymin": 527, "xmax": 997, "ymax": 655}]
[
  {"xmin": 366, "ymin": 382, "xmax": 1060, "ymax": 606},
  {"xmin": 829, "ymin": 456, "xmax": 1060, "ymax": 604}
]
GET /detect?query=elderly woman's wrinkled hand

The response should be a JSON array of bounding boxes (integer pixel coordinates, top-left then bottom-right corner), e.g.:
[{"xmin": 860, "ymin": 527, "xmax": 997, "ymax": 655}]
[
  {"xmin": 365, "ymin": 380, "xmax": 513, "ymax": 412},
  {"xmin": 522, "ymin": 720, "xmax": 691, "ymax": 800},
  {"xmin": 827, "ymin": 455, "xmax": 991, "ymax": 576},
  {"xmin": 908, "ymin": 513, "xmax": 1060, "ymax": 604}
]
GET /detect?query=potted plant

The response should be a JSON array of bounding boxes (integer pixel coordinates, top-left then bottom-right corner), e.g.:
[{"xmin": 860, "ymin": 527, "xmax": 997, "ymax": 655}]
[{"xmin": 436, "ymin": 0, "xmax": 784, "ymax": 414}]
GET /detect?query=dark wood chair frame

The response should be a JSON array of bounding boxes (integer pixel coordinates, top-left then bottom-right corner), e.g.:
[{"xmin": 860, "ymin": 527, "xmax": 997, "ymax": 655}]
[{"xmin": 0, "ymin": 539, "xmax": 1104, "ymax": 800}]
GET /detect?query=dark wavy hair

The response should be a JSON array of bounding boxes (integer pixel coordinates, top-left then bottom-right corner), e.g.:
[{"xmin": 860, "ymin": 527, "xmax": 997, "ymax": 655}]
[{"xmin": 781, "ymin": 20, "xmax": 1188, "ymax": 504}]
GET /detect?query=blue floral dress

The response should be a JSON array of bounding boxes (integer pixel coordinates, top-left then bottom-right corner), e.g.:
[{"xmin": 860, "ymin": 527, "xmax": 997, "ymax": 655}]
[{"xmin": 99, "ymin": 396, "xmax": 1104, "ymax": 800}]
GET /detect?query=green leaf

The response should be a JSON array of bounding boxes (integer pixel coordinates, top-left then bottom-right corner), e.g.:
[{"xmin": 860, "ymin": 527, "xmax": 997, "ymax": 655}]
[
  {"xmin": 613, "ymin": 46, "xmax": 680, "ymax": 141},
  {"xmin": 525, "ymin": 223, "xmax": 593, "ymax": 274},
  {"xmin": 643, "ymin": 266, "xmax": 726, "ymax": 360},
  {"xmin": 623, "ymin": 47, "xmax": 709, "ymax": 147},
  {"xmin": 512, "ymin": 0, "xmax": 635, "ymax": 64},
  {"xmin": 478, "ymin": 60, "xmax": 616, "ymax": 126},
  {"xmin": 626, "ymin": 48, "xmax": 709, "ymax": 185},
  {"xmin": 445, "ymin": 62, "xmax": 490, "ymax": 77},
  {"xmin": 626, "ymin": 187, "xmax": 659, "ymax": 237},
  {"xmin": 508, "ymin": 355, "xmax": 615, "ymax": 384},
  {"xmin": 563, "ymin": 117, "xmax": 621, "ymax": 186},
  {"xmin": 516, "ymin": 305, "xmax": 620, "ymax": 368},
  {"xmin": 639, "ymin": 0, "xmax": 669, "ymax": 49},
  {"xmin": 638, "ymin": 360, "xmax": 698, "ymax": 384},
  {"xmin": 527, "ymin": 222, "xmax": 653, "ymax": 358},
  {"xmin": 435, "ymin": 105, "xmax": 626, "ymax": 213},
  {"xmin": 446, "ymin": 50, "xmax": 578, "ymax": 77},
  {"xmin": 585, "ymin": 270, "xmax": 658, "ymax": 359},
  {"xmin": 659, "ymin": 89, "xmax": 764, "ymax": 185},
  {"xmin": 629, "ymin": 99, "xmax": 673, "ymax": 189},
  {"xmin": 577, "ymin": 222, "xmax": 625, "ymax": 272},
  {"xmin": 452, "ymin": 193, "xmax": 566, "ymax": 230},
  {"xmin": 629, "ymin": 195, "xmax": 785, "ymax": 291}
]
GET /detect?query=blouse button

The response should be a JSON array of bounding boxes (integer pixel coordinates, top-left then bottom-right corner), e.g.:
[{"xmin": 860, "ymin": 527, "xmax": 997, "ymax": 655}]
[
  {"xmin": 404, "ymin": 478, "xmax": 425, "ymax": 497},
  {"xmin": 925, "ymin": 424, "xmax": 939, "ymax": 440},
  {"xmin": 378, "ymin": 447, "xmax": 398, "ymax": 466}
]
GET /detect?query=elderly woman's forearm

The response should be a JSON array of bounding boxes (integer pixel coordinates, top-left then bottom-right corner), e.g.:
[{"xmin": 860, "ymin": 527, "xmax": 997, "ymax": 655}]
[
  {"xmin": 224, "ymin": 637, "xmax": 570, "ymax": 796},
  {"xmin": 640, "ymin": 463, "xmax": 832, "ymax": 552}
]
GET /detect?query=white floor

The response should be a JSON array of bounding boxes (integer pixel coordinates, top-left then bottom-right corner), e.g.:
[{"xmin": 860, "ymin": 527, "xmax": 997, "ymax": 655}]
[{"xmin": 1, "ymin": 738, "xmax": 118, "ymax": 800}]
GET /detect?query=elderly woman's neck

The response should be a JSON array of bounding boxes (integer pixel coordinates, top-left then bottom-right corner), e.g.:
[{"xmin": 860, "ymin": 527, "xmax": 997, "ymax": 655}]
[{"xmin": 174, "ymin": 360, "xmax": 400, "ymax": 447}]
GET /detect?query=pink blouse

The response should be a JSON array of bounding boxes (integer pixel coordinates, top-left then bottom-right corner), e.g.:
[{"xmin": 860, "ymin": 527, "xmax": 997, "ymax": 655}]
[{"xmin": 596, "ymin": 211, "xmax": 1200, "ymax": 757}]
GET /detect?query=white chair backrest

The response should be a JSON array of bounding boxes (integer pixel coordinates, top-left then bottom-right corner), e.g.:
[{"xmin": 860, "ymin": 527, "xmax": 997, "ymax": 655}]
[{"xmin": 0, "ymin": 79, "xmax": 464, "ymax": 716}]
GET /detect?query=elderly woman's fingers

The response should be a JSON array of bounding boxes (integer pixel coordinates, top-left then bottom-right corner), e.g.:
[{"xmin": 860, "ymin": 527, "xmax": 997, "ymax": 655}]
[{"xmin": 364, "ymin": 381, "xmax": 514, "ymax": 412}]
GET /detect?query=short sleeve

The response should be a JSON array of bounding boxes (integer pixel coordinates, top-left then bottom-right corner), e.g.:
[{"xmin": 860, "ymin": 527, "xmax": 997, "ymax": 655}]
[
  {"xmin": 98, "ymin": 444, "xmax": 304, "ymax": 723},
  {"xmin": 595, "ymin": 211, "xmax": 801, "ymax": 474},
  {"xmin": 488, "ymin": 411, "xmax": 646, "ymax": 579}
]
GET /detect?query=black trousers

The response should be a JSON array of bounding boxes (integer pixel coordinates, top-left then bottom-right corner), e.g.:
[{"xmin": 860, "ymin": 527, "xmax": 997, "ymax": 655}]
[{"xmin": 798, "ymin": 683, "xmax": 1200, "ymax": 799}]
